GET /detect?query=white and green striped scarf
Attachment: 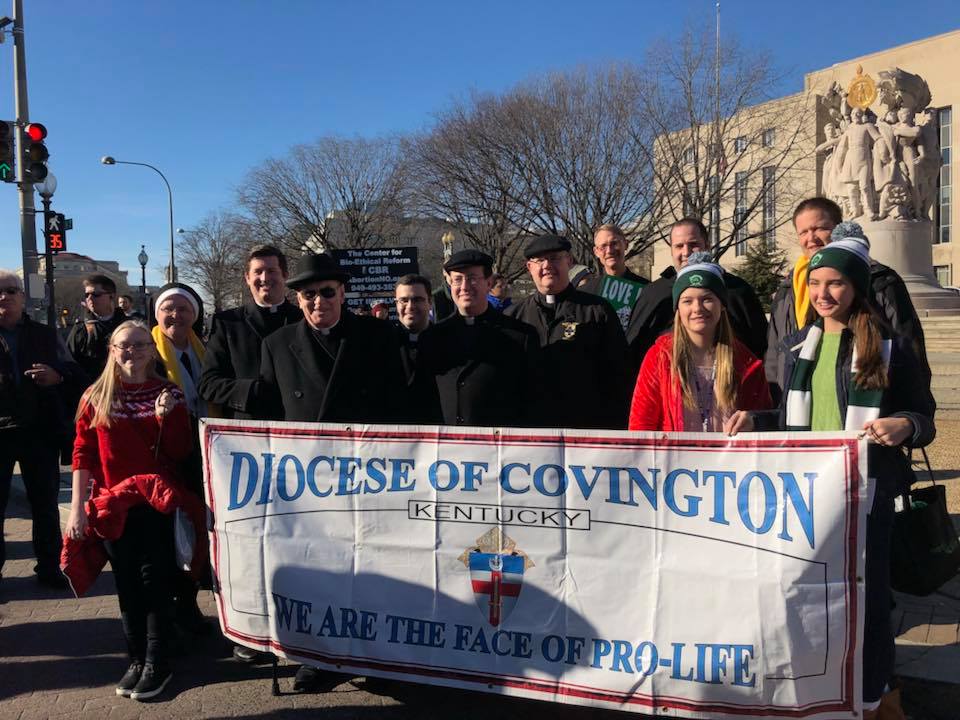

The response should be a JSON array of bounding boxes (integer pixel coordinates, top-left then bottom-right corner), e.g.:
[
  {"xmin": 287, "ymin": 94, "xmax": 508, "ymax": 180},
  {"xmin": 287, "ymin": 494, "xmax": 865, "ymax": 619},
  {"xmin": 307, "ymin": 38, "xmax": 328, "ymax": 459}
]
[{"xmin": 785, "ymin": 320, "xmax": 892, "ymax": 431}]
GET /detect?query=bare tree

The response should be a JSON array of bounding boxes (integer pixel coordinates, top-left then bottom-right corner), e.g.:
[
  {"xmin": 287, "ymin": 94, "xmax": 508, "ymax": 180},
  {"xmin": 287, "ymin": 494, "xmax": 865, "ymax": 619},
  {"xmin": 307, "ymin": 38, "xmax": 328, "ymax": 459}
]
[
  {"xmin": 406, "ymin": 95, "xmax": 534, "ymax": 280},
  {"xmin": 639, "ymin": 25, "xmax": 815, "ymax": 260},
  {"xmin": 409, "ymin": 66, "xmax": 664, "ymax": 270},
  {"xmin": 176, "ymin": 211, "xmax": 249, "ymax": 313},
  {"xmin": 236, "ymin": 136, "xmax": 409, "ymax": 255},
  {"xmin": 495, "ymin": 65, "xmax": 661, "ymax": 264}
]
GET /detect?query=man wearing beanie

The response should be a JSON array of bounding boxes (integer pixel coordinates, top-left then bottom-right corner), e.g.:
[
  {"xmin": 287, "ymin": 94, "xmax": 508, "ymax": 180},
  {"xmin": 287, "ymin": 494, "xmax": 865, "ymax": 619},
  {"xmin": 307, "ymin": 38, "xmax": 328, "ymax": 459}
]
[
  {"xmin": 506, "ymin": 234, "xmax": 631, "ymax": 429},
  {"xmin": 414, "ymin": 249, "xmax": 541, "ymax": 426},
  {"xmin": 630, "ymin": 218, "xmax": 768, "ymax": 371},
  {"xmin": 765, "ymin": 197, "xmax": 929, "ymax": 404}
]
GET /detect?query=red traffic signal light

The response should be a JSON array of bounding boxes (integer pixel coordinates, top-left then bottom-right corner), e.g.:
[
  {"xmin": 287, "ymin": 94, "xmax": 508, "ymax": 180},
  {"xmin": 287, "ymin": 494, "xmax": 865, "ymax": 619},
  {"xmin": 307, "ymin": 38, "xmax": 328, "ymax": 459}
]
[{"xmin": 25, "ymin": 123, "xmax": 47, "ymax": 142}]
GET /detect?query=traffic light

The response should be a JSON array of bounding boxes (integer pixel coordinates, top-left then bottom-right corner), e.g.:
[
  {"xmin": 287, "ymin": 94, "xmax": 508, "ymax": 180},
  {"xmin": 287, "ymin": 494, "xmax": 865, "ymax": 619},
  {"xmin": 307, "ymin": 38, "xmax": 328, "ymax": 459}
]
[
  {"xmin": 22, "ymin": 122, "xmax": 48, "ymax": 182},
  {"xmin": 0, "ymin": 121, "xmax": 14, "ymax": 183}
]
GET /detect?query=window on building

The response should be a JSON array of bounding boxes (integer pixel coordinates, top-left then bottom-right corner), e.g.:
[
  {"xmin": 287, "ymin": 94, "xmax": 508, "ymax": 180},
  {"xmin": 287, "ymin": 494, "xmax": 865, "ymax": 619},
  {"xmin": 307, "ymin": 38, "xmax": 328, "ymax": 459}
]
[
  {"xmin": 683, "ymin": 147, "xmax": 695, "ymax": 165},
  {"xmin": 734, "ymin": 136, "xmax": 748, "ymax": 153},
  {"xmin": 683, "ymin": 180, "xmax": 696, "ymax": 217},
  {"xmin": 708, "ymin": 175, "xmax": 720, "ymax": 246},
  {"xmin": 934, "ymin": 264, "xmax": 952, "ymax": 287},
  {"xmin": 734, "ymin": 171, "xmax": 748, "ymax": 256},
  {"xmin": 936, "ymin": 106, "xmax": 952, "ymax": 244},
  {"xmin": 762, "ymin": 166, "xmax": 776, "ymax": 248},
  {"xmin": 762, "ymin": 128, "xmax": 775, "ymax": 148}
]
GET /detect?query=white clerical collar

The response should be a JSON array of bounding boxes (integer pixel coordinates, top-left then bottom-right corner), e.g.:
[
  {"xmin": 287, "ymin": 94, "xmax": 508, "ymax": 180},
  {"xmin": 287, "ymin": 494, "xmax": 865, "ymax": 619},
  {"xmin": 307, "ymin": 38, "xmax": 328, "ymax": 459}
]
[
  {"xmin": 463, "ymin": 316, "xmax": 476, "ymax": 326},
  {"xmin": 408, "ymin": 332, "xmax": 419, "ymax": 342},
  {"xmin": 254, "ymin": 300, "xmax": 283, "ymax": 313},
  {"xmin": 545, "ymin": 294, "xmax": 556, "ymax": 305},
  {"xmin": 317, "ymin": 318, "xmax": 339, "ymax": 336}
]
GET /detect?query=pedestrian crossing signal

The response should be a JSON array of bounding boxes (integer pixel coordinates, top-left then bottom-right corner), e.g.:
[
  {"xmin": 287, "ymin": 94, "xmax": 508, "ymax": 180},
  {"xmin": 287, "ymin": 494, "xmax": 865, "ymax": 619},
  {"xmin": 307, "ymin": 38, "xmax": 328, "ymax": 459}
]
[{"xmin": 44, "ymin": 211, "xmax": 66, "ymax": 254}]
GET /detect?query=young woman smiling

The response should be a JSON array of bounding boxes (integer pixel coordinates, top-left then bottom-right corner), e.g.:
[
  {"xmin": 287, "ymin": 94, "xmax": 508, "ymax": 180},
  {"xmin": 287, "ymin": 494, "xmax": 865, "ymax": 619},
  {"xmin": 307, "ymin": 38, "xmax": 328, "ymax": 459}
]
[
  {"xmin": 726, "ymin": 223, "xmax": 936, "ymax": 719},
  {"xmin": 65, "ymin": 320, "xmax": 193, "ymax": 701},
  {"xmin": 629, "ymin": 257, "xmax": 771, "ymax": 432}
]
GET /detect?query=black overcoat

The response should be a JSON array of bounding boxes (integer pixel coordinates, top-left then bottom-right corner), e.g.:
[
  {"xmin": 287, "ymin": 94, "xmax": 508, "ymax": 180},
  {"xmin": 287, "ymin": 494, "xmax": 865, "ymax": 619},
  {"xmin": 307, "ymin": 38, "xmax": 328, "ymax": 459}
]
[
  {"xmin": 506, "ymin": 286, "xmax": 631, "ymax": 429},
  {"xmin": 259, "ymin": 311, "xmax": 406, "ymax": 423},
  {"xmin": 414, "ymin": 307, "xmax": 541, "ymax": 427},
  {"xmin": 198, "ymin": 301, "xmax": 302, "ymax": 419}
]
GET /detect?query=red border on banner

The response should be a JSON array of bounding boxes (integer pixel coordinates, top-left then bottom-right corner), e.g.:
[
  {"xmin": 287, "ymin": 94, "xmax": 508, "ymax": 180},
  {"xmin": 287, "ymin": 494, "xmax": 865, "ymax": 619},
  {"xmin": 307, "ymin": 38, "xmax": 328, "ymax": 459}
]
[{"xmin": 202, "ymin": 423, "xmax": 862, "ymax": 717}]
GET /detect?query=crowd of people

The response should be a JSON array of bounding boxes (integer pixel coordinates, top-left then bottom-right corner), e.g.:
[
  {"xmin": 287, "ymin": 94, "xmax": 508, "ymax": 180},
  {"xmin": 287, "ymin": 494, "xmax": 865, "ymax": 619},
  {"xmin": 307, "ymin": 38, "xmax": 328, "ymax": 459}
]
[{"xmin": 0, "ymin": 195, "xmax": 934, "ymax": 717}]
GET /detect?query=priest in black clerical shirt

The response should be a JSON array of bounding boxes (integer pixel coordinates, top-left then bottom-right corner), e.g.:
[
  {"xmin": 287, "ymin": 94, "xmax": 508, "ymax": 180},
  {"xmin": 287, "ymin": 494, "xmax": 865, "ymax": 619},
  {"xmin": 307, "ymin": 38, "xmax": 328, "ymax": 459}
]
[
  {"xmin": 198, "ymin": 245, "xmax": 302, "ymax": 420},
  {"xmin": 414, "ymin": 249, "xmax": 541, "ymax": 427},
  {"xmin": 506, "ymin": 234, "xmax": 631, "ymax": 429},
  {"xmin": 258, "ymin": 252, "xmax": 406, "ymax": 424}
]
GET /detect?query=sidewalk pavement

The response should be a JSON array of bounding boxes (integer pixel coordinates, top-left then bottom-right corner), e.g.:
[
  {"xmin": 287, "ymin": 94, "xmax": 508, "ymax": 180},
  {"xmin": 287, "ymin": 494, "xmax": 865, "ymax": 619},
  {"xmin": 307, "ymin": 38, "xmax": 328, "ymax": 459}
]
[{"xmin": 2, "ymin": 462, "xmax": 958, "ymax": 719}]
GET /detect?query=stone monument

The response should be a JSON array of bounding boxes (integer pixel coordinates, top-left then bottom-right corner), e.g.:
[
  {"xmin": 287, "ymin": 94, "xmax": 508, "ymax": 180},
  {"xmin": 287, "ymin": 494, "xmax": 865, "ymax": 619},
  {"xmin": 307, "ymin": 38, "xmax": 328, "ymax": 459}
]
[{"xmin": 818, "ymin": 66, "xmax": 960, "ymax": 309}]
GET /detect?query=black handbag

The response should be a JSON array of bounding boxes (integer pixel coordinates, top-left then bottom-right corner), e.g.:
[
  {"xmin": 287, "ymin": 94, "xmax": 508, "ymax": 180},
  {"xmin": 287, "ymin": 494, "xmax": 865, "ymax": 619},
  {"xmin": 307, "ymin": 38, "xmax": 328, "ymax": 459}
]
[{"xmin": 889, "ymin": 448, "xmax": 960, "ymax": 596}]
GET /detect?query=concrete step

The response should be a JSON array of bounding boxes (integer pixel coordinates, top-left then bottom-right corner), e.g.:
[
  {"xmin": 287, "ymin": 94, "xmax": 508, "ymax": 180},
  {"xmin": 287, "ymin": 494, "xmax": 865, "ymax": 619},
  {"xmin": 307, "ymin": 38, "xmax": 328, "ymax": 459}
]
[
  {"xmin": 934, "ymin": 388, "xmax": 960, "ymax": 404},
  {"xmin": 931, "ymin": 374, "xmax": 960, "ymax": 389}
]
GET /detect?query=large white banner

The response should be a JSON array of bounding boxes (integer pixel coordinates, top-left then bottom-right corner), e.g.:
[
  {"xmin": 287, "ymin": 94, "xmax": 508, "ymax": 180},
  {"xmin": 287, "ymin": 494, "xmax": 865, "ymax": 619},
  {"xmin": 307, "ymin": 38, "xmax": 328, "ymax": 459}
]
[{"xmin": 201, "ymin": 420, "xmax": 869, "ymax": 719}]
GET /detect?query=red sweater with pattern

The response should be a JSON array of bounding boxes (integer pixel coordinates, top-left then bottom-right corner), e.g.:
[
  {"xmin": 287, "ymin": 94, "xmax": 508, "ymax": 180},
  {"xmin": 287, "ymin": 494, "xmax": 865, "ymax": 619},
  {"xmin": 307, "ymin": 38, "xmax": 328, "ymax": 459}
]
[{"xmin": 73, "ymin": 379, "xmax": 193, "ymax": 490}]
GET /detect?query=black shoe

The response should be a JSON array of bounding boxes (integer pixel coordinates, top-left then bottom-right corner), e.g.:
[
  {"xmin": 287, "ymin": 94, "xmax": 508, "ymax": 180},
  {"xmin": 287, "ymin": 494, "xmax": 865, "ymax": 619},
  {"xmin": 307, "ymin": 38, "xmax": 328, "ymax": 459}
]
[
  {"xmin": 129, "ymin": 663, "xmax": 173, "ymax": 701},
  {"xmin": 115, "ymin": 662, "xmax": 144, "ymax": 697},
  {"xmin": 232, "ymin": 644, "xmax": 264, "ymax": 662},
  {"xmin": 175, "ymin": 600, "xmax": 212, "ymax": 636},
  {"xmin": 36, "ymin": 570, "xmax": 68, "ymax": 589},
  {"xmin": 292, "ymin": 665, "xmax": 343, "ymax": 693}
]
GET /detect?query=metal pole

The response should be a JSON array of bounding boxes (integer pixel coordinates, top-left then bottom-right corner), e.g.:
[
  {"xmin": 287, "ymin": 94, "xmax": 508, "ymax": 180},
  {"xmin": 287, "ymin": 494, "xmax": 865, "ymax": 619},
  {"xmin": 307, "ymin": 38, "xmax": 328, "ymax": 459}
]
[
  {"xmin": 13, "ymin": 0, "xmax": 37, "ymax": 314},
  {"xmin": 140, "ymin": 260, "xmax": 147, "ymax": 315},
  {"xmin": 110, "ymin": 160, "xmax": 176, "ymax": 282},
  {"xmin": 40, "ymin": 195, "xmax": 54, "ymax": 326}
]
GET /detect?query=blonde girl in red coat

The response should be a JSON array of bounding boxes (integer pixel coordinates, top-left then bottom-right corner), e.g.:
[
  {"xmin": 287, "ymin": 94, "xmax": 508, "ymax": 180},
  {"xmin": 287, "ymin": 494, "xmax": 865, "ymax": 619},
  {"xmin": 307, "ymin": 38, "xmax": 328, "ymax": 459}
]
[
  {"xmin": 65, "ymin": 320, "xmax": 191, "ymax": 701},
  {"xmin": 629, "ymin": 258, "xmax": 771, "ymax": 431}
]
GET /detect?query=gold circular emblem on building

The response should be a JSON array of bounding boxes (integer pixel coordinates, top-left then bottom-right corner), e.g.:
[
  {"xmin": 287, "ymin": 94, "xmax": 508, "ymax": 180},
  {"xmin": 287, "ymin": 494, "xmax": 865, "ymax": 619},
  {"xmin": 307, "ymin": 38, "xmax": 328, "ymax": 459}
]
[{"xmin": 847, "ymin": 65, "xmax": 877, "ymax": 110}]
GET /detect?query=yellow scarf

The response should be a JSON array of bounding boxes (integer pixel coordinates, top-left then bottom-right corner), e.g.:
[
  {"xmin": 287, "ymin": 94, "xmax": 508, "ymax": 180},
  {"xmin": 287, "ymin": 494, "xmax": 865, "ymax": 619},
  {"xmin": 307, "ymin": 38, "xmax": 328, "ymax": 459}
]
[
  {"xmin": 151, "ymin": 325, "xmax": 205, "ymax": 390},
  {"xmin": 792, "ymin": 255, "xmax": 811, "ymax": 329}
]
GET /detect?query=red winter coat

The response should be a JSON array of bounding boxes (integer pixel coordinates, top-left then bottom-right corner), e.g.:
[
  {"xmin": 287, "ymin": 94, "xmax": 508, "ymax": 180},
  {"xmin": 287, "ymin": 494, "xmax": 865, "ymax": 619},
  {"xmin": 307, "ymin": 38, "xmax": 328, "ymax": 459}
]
[
  {"xmin": 60, "ymin": 473, "xmax": 207, "ymax": 597},
  {"xmin": 628, "ymin": 334, "xmax": 772, "ymax": 432}
]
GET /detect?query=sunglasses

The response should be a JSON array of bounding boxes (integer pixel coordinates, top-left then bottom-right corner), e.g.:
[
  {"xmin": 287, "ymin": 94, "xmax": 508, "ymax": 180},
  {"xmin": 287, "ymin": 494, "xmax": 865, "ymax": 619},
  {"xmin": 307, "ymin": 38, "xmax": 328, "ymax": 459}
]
[
  {"xmin": 0, "ymin": 286, "xmax": 21, "ymax": 297},
  {"xmin": 299, "ymin": 287, "xmax": 338, "ymax": 301}
]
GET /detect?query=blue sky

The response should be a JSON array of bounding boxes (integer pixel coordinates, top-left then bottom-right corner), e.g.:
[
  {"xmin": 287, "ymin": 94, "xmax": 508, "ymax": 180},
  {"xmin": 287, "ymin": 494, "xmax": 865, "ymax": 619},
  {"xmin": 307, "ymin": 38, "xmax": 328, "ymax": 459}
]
[{"xmin": 2, "ymin": 0, "xmax": 959, "ymax": 287}]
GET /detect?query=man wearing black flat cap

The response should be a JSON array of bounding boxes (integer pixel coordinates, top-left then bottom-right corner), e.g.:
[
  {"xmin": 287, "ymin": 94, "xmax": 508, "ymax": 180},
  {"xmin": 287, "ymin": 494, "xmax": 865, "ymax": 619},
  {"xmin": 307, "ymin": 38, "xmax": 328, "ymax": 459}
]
[
  {"xmin": 415, "ymin": 249, "xmax": 541, "ymax": 427},
  {"xmin": 506, "ymin": 234, "xmax": 631, "ymax": 429},
  {"xmin": 258, "ymin": 253, "xmax": 406, "ymax": 425}
]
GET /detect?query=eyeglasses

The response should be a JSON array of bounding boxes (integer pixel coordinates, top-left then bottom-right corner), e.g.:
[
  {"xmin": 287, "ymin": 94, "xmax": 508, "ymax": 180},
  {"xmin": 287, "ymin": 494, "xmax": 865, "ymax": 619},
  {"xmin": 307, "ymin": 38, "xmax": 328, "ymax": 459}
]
[
  {"xmin": 299, "ymin": 287, "xmax": 338, "ymax": 301},
  {"xmin": 396, "ymin": 297, "xmax": 427, "ymax": 305},
  {"xmin": 84, "ymin": 291, "xmax": 110, "ymax": 298},
  {"xmin": 0, "ymin": 286, "xmax": 21, "ymax": 297},
  {"xmin": 112, "ymin": 342, "xmax": 153, "ymax": 352},
  {"xmin": 449, "ymin": 275, "xmax": 487, "ymax": 287}
]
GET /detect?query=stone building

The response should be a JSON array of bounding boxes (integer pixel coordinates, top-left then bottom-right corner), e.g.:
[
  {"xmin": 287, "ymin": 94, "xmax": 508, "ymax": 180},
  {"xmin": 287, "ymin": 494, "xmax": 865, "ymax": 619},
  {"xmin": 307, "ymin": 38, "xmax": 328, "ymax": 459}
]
[{"xmin": 652, "ymin": 28, "xmax": 958, "ymax": 288}]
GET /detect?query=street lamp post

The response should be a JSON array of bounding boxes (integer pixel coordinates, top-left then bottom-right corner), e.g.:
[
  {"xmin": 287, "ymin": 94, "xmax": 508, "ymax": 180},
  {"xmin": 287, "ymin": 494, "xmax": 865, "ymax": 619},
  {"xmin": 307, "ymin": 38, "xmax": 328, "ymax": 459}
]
[
  {"xmin": 137, "ymin": 244, "xmax": 149, "ymax": 317},
  {"xmin": 34, "ymin": 172, "xmax": 57, "ymax": 326},
  {"xmin": 100, "ymin": 156, "xmax": 176, "ymax": 282}
]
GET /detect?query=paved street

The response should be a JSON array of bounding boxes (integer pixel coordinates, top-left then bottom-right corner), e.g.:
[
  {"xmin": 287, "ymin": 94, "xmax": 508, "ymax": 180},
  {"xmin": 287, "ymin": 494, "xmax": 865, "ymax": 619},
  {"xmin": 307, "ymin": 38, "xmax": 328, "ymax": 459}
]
[{"xmin": 1, "ymin": 424, "xmax": 958, "ymax": 719}]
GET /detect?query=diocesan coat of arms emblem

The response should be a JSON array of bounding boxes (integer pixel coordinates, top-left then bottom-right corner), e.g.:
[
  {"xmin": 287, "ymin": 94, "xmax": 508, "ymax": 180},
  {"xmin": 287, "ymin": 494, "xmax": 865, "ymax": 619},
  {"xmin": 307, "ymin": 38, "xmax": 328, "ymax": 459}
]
[{"xmin": 458, "ymin": 528, "xmax": 534, "ymax": 627}]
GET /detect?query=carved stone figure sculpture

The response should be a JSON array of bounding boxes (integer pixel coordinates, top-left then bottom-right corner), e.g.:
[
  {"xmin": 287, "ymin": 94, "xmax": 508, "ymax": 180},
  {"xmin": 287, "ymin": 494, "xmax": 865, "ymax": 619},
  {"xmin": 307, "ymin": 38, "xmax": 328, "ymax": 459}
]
[
  {"xmin": 815, "ymin": 123, "xmax": 842, "ymax": 204},
  {"xmin": 835, "ymin": 108, "xmax": 882, "ymax": 219}
]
